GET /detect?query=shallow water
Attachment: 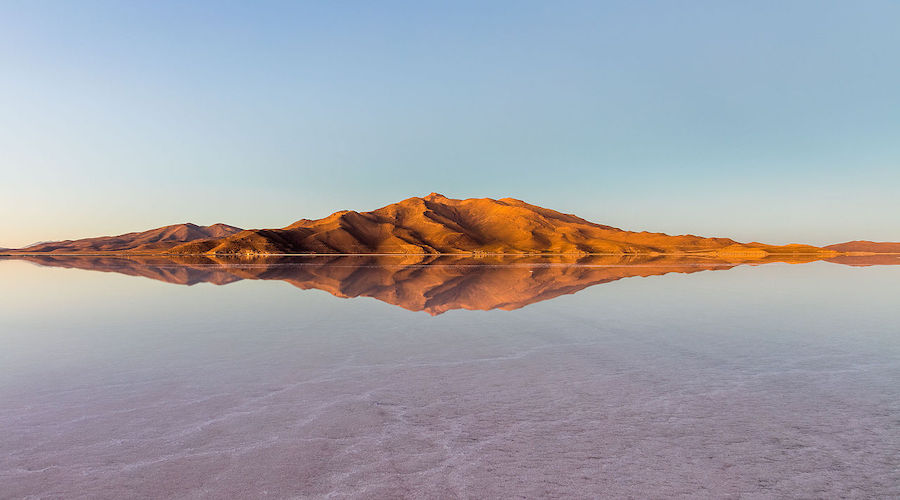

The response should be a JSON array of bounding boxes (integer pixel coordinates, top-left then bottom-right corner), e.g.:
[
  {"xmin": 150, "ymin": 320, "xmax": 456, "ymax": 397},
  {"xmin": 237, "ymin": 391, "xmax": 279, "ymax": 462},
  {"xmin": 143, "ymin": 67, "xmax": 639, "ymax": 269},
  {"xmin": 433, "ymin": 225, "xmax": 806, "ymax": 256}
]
[{"xmin": 1, "ymin": 257, "xmax": 898, "ymax": 498}]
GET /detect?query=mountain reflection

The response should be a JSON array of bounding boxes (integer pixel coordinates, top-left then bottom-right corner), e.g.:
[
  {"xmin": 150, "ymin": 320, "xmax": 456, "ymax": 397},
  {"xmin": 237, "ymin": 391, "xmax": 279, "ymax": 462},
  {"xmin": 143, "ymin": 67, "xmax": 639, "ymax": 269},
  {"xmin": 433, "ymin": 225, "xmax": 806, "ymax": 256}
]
[{"xmin": 7, "ymin": 253, "xmax": 895, "ymax": 314}]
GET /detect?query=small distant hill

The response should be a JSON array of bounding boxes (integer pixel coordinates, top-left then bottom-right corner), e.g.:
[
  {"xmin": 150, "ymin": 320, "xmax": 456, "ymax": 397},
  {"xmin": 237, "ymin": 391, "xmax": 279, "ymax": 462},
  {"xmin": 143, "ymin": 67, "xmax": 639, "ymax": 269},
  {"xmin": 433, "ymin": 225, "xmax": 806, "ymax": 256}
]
[
  {"xmin": 16, "ymin": 223, "xmax": 243, "ymax": 253},
  {"xmin": 824, "ymin": 241, "xmax": 900, "ymax": 253}
]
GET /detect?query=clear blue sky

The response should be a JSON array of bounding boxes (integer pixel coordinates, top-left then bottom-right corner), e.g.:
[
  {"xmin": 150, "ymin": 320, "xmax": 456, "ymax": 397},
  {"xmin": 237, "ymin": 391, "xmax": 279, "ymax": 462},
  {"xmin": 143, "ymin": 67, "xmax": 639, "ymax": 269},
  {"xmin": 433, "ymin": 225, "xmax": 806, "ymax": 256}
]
[{"xmin": 1, "ymin": 0, "xmax": 898, "ymax": 248}]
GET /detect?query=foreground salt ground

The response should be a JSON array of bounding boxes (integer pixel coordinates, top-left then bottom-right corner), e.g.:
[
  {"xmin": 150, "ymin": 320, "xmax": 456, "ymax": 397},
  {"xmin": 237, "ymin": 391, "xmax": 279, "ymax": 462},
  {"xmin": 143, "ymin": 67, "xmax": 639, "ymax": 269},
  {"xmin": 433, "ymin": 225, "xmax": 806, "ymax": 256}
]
[{"xmin": 1, "ymin": 260, "xmax": 898, "ymax": 498}]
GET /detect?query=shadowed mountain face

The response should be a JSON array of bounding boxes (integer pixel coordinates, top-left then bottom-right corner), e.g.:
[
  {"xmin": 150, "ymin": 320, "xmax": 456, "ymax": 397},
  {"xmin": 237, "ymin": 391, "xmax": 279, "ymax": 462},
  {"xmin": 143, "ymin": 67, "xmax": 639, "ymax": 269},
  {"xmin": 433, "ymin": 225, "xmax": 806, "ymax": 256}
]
[
  {"xmin": 19, "ymin": 224, "xmax": 243, "ymax": 253},
  {"xmin": 8, "ymin": 253, "xmax": 889, "ymax": 315}
]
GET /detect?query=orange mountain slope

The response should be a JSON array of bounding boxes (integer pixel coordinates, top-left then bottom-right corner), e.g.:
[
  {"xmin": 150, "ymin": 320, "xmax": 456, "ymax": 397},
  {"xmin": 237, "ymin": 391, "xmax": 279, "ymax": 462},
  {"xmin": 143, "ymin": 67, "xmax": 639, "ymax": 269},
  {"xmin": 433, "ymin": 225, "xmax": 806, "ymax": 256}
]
[
  {"xmin": 168, "ymin": 194, "xmax": 833, "ymax": 256},
  {"xmin": 14, "ymin": 223, "xmax": 243, "ymax": 253}
]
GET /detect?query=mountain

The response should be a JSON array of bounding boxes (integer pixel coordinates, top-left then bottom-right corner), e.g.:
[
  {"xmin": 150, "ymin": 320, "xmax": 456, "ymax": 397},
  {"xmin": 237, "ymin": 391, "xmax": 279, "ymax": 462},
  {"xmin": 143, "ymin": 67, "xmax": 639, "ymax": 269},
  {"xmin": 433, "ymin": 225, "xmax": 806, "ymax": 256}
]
[
  {"xmin": 824, "ymin": 241, "xmax": 900, "ymax": 253},
  {"xmin": 10, "ymin": 194, "xmax": 844, "ymax": 256},
  {"xmin": 169, "ymin": 193, "xmax": 829, "ymax": 256},
  {"xmin": 17, "ymin": 223, "xmax": 243, "ymax": 253},
  {"xmin": 4, "ymin": 254, "xmax": 839, "ymax": 314}
]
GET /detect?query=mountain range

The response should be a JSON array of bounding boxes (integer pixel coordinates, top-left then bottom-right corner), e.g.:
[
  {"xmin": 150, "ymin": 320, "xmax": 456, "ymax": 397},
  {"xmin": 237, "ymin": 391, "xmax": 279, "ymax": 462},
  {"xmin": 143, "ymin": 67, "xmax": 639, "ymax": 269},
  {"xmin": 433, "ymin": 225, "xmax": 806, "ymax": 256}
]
[{"xmin": 3, "ymin": 194, "xmax": 896, "ymax": 256}]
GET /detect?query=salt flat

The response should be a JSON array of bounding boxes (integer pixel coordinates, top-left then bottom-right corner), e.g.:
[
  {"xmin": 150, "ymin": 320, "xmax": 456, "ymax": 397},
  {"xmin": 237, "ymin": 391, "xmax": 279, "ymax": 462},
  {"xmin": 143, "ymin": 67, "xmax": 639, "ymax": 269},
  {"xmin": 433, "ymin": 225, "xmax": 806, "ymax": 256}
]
[{"xmin": 1, "ymin": 259, "xmax": 898, "ymax": 498}]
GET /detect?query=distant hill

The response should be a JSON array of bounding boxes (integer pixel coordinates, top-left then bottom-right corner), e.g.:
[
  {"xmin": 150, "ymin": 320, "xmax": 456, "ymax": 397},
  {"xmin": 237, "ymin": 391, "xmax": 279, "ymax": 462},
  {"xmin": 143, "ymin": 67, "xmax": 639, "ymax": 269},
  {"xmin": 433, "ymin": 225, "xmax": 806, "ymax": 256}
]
[
  {"xmin": 824, "ymin": 241, "xmax": 900, "ymax": 253},
  {"xmin": 169, "ymin": 193, "xmax": 828, "ymax": 256},
  {"xmin": 17, "ymin": 223, "xmax": 242, "ymax": 253}
]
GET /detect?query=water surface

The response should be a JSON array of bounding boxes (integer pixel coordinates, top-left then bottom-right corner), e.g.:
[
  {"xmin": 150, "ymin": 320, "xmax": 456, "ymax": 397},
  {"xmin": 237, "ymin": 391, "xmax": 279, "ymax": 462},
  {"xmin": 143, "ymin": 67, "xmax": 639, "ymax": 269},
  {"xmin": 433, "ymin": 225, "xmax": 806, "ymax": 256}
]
[{"xmin": 1, "ymin": 257, "xmax": 898, "ymax": 498}]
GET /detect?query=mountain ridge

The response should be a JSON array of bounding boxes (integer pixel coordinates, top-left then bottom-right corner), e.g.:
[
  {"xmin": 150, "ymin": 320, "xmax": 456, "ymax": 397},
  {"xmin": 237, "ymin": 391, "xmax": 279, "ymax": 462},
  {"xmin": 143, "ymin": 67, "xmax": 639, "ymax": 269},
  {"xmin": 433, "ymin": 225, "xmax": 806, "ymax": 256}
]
[{"xmin": 3, "ymin": 194, "xmax": 892, "ymax": 256}]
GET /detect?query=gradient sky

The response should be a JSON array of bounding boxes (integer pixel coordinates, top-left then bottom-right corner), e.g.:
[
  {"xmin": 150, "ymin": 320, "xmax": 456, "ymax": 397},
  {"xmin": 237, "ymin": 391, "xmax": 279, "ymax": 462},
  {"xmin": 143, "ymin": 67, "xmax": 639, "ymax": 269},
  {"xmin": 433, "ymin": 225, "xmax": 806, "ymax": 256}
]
[{"xmin": 1, "ymin": 0, "xmax": 898, "ymax": 248}]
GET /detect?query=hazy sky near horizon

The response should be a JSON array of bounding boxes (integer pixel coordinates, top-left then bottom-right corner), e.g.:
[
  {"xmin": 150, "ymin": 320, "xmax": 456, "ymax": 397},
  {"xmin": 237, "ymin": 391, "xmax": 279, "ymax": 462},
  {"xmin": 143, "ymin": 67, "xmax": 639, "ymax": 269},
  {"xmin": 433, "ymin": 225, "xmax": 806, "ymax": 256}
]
[{"xmin": 1, "ymin": 0, "xmax": 898, "ymax": 248}]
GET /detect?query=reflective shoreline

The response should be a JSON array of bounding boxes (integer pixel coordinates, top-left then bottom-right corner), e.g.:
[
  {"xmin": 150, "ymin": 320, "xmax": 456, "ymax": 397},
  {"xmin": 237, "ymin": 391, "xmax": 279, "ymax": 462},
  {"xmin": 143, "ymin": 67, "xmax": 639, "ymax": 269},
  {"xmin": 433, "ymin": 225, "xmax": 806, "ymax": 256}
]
[{"xmin": 4, "ymin": 254, "xmax": 897, "ymax": 314}]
